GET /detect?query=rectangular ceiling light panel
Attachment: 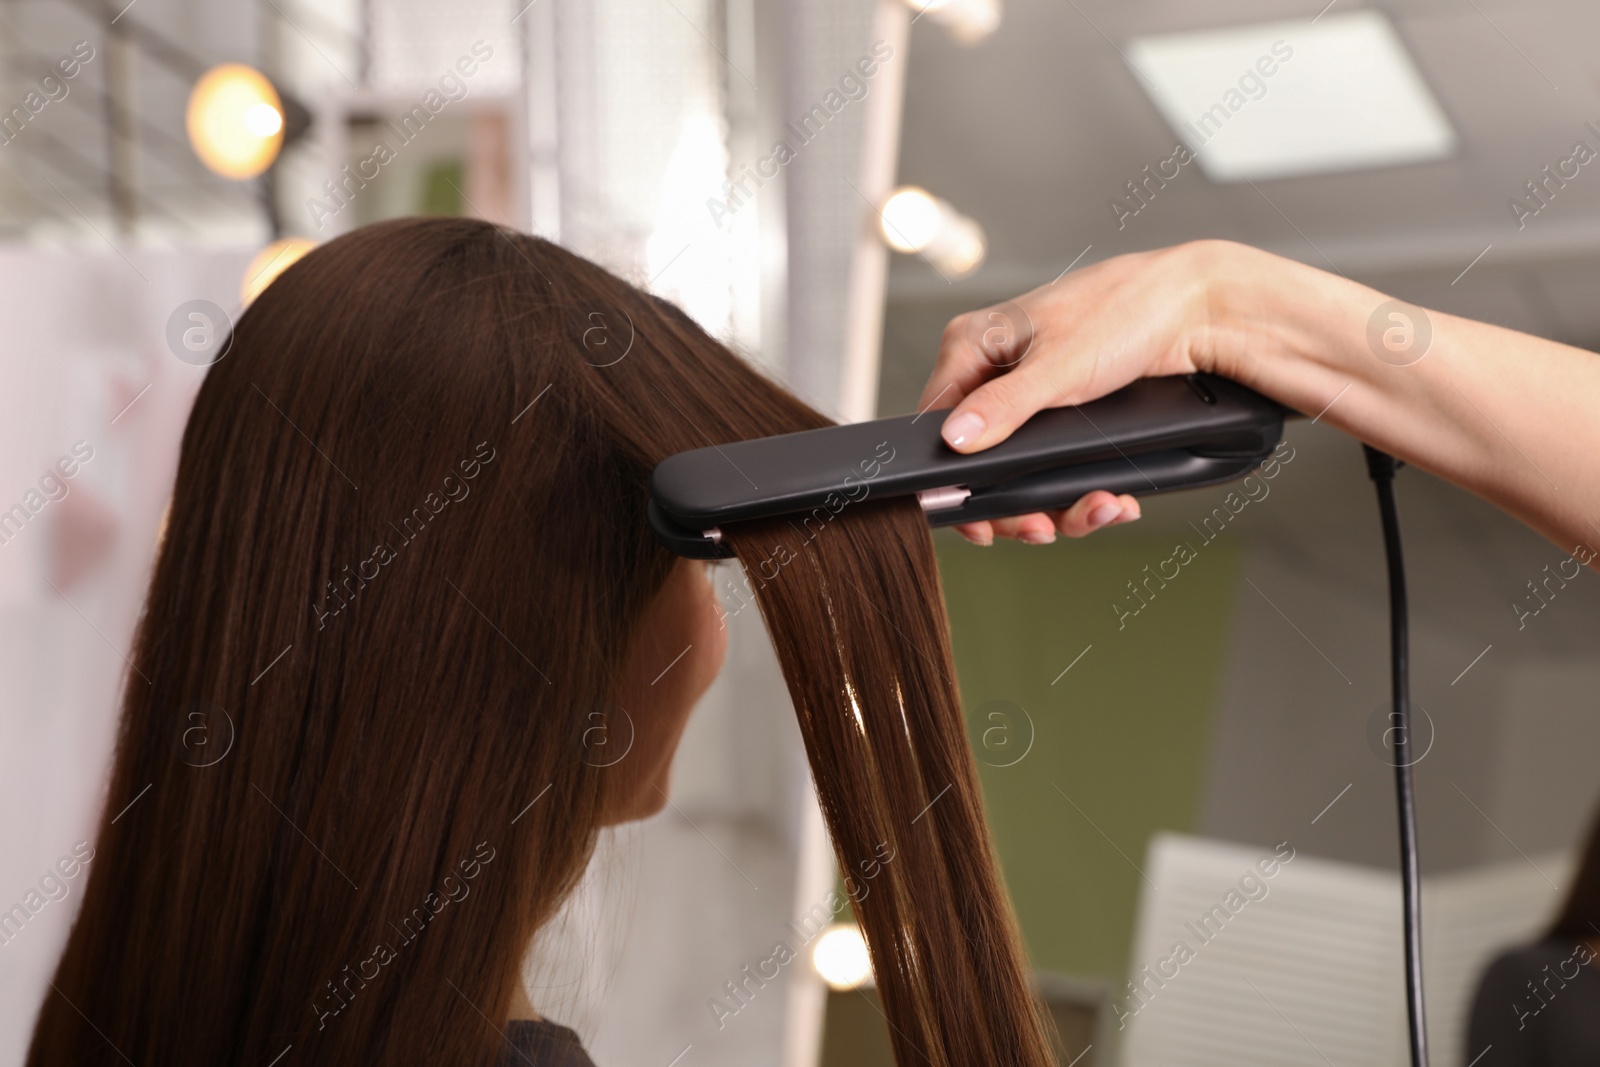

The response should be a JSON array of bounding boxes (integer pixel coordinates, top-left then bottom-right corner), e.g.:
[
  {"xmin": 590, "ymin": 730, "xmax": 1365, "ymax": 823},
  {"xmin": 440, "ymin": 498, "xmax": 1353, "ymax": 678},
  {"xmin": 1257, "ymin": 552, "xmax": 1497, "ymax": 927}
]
[{"xmin": 1127, "ymin": 11, "xmax": 1456, "ymax": 183}]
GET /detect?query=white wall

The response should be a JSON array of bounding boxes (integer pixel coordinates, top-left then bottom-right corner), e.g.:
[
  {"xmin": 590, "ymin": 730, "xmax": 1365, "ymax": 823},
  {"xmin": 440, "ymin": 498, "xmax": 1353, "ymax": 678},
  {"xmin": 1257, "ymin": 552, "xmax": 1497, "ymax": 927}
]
[{"xmin": 0, "ymin": 247, "xmax": 254, "ymax": 1064}]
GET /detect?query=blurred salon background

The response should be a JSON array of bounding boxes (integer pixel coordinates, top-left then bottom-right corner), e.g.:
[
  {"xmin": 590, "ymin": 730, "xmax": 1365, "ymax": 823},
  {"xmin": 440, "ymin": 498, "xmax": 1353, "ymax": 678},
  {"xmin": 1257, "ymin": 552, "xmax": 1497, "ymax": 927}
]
[{"xmin": 2, "ymin": 0, "xmax": 1599, "ymax": 1064}]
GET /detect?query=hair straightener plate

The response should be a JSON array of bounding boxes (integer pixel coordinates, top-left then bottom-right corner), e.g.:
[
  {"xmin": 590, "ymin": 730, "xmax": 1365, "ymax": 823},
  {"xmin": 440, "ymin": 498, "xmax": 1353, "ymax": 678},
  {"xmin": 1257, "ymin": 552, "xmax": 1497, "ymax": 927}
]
[{"xmin": 649, "ymin": 372, "xmax": 1289, "ymax": 559}]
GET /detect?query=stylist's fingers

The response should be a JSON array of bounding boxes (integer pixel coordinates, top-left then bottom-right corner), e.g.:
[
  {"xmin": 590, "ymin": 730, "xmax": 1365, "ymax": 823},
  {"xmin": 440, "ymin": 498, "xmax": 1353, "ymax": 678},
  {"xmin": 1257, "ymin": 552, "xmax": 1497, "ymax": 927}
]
[
  {"xmin": 919, "ymin": 306, "xmax": 1035, "ymax": 413},
  {"xmin": 987, "ymin": 512, "xmax": 1061, "ymax": 544},
  {"xmin": 1055, "ymin": 492, "xmax": 1141, "ymax": 537},
  {"xmin": 939, "ymin": 357, "xmax": 1074, "ymax": 453},
  {"xmin": 978, "ymin": 492, "xmax": 1142, "ymax": 545},
  {"xmin": 952, "ymin": 492, "xmax": 1142, "ymax": 546},
  {"xmin": 953, "ymin": 520, "xmax": 994, "ymax": 546},
  {"xmin": 927, "ymin": 245, "xmax": 1225, "ymax": 455}
]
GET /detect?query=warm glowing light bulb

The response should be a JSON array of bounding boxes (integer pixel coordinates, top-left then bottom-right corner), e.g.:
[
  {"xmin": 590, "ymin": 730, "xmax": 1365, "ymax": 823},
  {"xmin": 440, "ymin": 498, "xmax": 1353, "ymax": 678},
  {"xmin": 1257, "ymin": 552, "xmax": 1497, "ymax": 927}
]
[
  {"xmin": 939, "ymin": 214, "xmax": 987, "ymax": 276},
  {"xmin": 244, "ymin": 101, "xmax": 284, "ymax": 137},
  {"xmin": 878, "ymin": 186, "xmax": 987, "ymax": 278},
  {"xmin": 879, "ymin": 187, "xmax": 943, "ymax": 252},
  {"xmin": 241, "ymin": 237, "xmax": 318, "ymax": 305},
  {"xmin": 812, "ymin": 924, "xmax": 873, "ymax": 991},
  {"xmin": 188, "ymin": 64, "xmax": 286, "ymax": 179}
]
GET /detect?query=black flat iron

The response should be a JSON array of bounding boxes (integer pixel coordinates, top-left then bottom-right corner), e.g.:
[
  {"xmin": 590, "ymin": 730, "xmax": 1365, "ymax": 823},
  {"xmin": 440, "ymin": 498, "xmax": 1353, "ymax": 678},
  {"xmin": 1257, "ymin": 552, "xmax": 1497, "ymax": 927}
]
[{"xmin": 648, "ymin": 372, "xmax": 1289, "ymax": 559}]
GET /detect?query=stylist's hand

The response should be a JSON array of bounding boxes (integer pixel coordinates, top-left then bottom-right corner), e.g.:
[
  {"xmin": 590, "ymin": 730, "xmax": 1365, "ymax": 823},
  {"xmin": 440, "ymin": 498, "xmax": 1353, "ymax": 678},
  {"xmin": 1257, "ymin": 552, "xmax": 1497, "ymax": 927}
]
[
  {"xmin": 922, "ymin": 240, "xmax": 1249, "ymax": 546},
  {"xmin": 924, "ymin": 237, "xmax": 1600, "ymax": 560}
]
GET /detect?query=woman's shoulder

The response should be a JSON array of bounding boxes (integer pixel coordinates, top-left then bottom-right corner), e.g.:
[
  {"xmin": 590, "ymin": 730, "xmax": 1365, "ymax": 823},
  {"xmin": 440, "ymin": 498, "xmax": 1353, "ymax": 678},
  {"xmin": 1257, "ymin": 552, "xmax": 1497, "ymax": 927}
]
[{"xmin": 498, "ymin": 1020, "xmax": 599, "ymax": 1067}]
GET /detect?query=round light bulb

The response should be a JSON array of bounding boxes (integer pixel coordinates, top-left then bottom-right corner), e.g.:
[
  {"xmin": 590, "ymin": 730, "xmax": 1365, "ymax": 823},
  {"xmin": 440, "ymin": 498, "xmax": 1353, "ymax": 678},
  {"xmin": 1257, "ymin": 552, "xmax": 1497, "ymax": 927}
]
[
  {"xmin": 188, "ymin": 64, "xmax": 286, "ymax": 180},
  {"xmin": 243, "ymin": 101, "xmax": 284, "ymax": 137},
  {"xmin": 879, "ymin": 187, "xmax": 943, "ymax": 253},
  {"xmin": 878, "ymin": 187, "xmax": 987, "ymax": 278},
  {"xmin": 812, "ymin": 924, "xmax": 873, "ymax": 991},
  {"xmin": 938, "ymin": 214, "xmax": 988, "ymax": 277},
  {"xmin": 241, "ymin": 237, "xmax": 318, "ymax": 305}
]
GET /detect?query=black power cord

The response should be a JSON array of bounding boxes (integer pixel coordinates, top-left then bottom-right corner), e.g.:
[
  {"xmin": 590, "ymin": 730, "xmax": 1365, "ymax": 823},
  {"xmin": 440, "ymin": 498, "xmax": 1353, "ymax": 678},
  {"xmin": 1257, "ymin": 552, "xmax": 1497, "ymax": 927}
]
[{"xmin": 1364, "ymin": 445, "xmax": 1429, "ymax": 1067}]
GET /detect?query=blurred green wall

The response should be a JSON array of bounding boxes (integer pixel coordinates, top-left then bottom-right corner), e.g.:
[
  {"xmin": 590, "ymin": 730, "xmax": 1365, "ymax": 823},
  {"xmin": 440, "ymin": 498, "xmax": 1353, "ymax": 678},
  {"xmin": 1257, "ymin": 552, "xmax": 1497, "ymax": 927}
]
[{"xmin": 934, "ymin": 528, "xmax": 1241, "ymax": 984}]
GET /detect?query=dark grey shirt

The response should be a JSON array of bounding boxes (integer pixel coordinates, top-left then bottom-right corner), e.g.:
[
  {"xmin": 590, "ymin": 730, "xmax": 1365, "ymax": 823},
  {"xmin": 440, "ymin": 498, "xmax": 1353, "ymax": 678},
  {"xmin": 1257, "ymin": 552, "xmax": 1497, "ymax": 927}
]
[
  {"xmin": 496, "ymin": 1020, "xmax": 598, "ymax": 1067},
  {"xmin": 1466, "ymin": 939, "xmax": 1600, "ymax": 1066}
]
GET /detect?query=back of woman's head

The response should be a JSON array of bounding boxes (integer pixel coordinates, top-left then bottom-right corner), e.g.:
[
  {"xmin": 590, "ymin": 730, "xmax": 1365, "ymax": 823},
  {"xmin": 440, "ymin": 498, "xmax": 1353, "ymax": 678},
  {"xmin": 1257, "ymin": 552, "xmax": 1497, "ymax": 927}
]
[{"xmin": 30, "ymin": 216, "xmax": 1054, "ymax": 1066}]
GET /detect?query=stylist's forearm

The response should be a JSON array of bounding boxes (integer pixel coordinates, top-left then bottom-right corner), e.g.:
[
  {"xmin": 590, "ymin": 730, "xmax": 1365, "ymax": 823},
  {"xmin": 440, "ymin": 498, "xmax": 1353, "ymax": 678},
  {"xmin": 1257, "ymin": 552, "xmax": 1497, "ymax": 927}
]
[{"xmin": 1208, "ymin": 245, "xmax": 1600, "ymax": 556}]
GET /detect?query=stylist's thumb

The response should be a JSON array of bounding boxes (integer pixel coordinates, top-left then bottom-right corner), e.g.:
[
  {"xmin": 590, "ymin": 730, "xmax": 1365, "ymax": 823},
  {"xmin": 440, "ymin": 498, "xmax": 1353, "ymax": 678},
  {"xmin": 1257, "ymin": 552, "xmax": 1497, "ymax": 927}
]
[{"xmin": 939, "ymin": 362, "xmax": 1062, "ymax": 454}]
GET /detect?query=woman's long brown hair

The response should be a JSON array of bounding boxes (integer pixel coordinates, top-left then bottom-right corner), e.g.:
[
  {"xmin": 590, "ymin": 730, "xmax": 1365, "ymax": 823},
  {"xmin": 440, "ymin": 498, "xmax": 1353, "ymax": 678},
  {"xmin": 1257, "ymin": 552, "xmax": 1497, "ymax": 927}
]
[{"xmin": 29, "ymin": 216, "xmax": 1054, "ymax": 1066}]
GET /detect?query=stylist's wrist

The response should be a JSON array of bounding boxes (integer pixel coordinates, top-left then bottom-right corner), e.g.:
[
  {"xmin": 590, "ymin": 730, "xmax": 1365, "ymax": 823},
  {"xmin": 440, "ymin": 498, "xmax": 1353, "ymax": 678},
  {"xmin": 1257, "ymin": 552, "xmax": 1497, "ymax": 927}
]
[
  {"xmin": 1198, "ymin": 239, "xmax": 1376, "ymax": 411},
  {"xmin": 1188, "ymin": 239, "xmax": 1301, "ymax": 387}
]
